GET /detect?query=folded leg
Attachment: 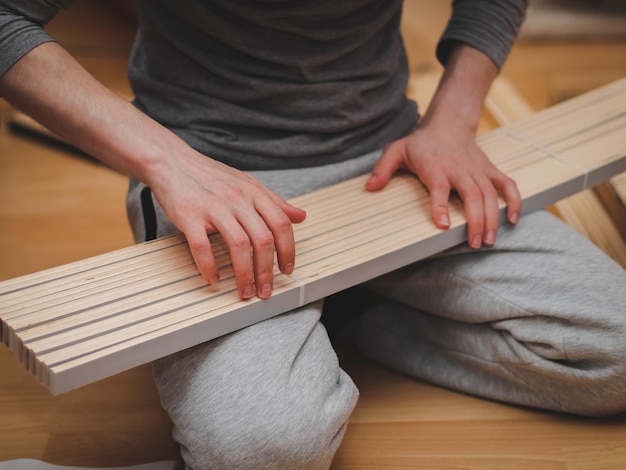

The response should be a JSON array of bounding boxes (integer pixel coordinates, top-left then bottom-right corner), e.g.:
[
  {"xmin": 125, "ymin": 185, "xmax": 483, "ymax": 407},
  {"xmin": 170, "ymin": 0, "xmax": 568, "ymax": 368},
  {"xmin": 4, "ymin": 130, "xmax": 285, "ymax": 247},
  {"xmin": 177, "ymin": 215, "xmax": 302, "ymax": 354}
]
[{"xmin": 356, "ymin": 211, "xmax": 626, "ymax": 416}]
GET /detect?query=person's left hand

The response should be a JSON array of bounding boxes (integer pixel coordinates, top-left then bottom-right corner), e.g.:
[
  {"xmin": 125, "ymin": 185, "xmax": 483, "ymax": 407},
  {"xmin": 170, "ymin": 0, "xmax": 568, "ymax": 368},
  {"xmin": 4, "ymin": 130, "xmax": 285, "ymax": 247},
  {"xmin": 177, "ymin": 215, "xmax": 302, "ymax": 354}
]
[{"xmin": 365, "ymin": 120, "xmax": 521, "ymax": 249}]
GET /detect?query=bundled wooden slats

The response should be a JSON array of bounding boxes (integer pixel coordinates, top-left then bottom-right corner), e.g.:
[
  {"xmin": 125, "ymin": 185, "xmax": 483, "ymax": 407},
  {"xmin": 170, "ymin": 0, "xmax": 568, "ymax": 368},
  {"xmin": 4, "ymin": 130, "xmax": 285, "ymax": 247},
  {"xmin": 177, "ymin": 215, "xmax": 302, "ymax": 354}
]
[
  {"xmin": 485, "ymin": 77, "xmax": 626, "ymax": 268},
  {"xmin": 1, "ymin": 79, "xmax": 626, "ymax": 395}
]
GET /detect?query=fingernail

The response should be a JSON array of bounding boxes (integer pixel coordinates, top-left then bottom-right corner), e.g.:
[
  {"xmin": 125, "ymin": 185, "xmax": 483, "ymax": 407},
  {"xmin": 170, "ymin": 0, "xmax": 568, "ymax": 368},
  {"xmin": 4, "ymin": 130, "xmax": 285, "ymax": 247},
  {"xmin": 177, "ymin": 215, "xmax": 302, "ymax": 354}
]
[
  {"xmin": 243, "ymin": 284, "xmax": 254, "ymax": 299},
  {"xmin": 261, "ymin": 284, "xmax": 272, "ymax": 298},
  {"xmin": 439, "ymin": 214, "xmax": 450, "ymax": 227},
  {"xmin": 484, "ymin": 230, "xmax": 496, "ymax": 246},
  {"xmin": 471, "ymin": 234, "xmax": 482, "ymax": 249},
  {"xmin": 510, "ymin": 212, "xmax": 519, "ymax": 224},
  {"xmin": 283, "ymin": 262, "xmax": 294, "ymax": 274}
]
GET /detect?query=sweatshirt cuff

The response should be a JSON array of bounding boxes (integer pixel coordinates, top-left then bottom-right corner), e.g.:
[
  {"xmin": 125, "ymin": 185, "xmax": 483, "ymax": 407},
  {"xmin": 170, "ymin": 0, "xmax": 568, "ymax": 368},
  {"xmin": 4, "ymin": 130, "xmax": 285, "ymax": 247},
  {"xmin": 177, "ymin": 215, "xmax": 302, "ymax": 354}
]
[{"xmin": 436, "ymin": 0, "xmax": 527, "ymax": 70}]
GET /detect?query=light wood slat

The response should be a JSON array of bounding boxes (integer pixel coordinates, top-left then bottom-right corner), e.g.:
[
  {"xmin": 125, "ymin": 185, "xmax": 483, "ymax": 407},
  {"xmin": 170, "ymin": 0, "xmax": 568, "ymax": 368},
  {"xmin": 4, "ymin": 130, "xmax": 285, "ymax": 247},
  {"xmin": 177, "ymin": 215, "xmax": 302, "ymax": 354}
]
[
  {"xmin": 595, "ymin": 177, "xmax": 626, "ymax": 238},
  {"xmin": 612, "ymin": 172, "xmax": 626, "ymax": 206},
  {"xmin": 486, "ymin": 76, "xmax": 626, "ymax": 267},
  {"xmin": 0, "ymin": 239, "xmax": 228, "ymax": 321},
  {"xmin": 1, "ymin": 79, "xmax": 626, "ymax": 395},
  {"xmin": 552, "ymin": 191, "xmax": 626, "ymax": 267},
  {"xmin": 0, "ymin": 234, "xmax": 187, "ymax": 293}
]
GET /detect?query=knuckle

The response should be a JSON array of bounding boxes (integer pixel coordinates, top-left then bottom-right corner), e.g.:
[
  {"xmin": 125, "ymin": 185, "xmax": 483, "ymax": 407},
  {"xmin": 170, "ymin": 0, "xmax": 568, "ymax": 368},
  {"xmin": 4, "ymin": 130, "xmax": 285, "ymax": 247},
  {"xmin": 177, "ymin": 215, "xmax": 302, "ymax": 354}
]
[
  {"xmin": 425, "ymin": 173, "xmax": 449, "ymax": 193},
  {"xmin": 224, "ymin": 186, "xmax": 246, "ymax": 202},
  {"xmin": 254, "ymin": 231, "xmax": 275, "ymax": 250},
  {"xmin": 272, "ymin": 215, "xmax": 293, "ymax": 233},
  {"xmin": 187, "ymin": 236, "xmax": 208, "ymax": 253},
  {"xmin": 232, "ymin": 269, "xmax": 253, "ymax": 287},
  {"xmin": 495, "ymin": 173, "xmax": 517, "ymax": 190},
  {"xmin": 463, "ymin": 185, "xmax": 482, "ymax": 201},
  {"xmin": 481, "ymin": 184, "xmax": 498, "ymax": 199},
  {"xmin": 230, "ymin": 234, "xmax": 251, "ymax": 251},
  {"xmin": 431, "ymin": 180, "xmax": 450, "ymax": 193},
  {"xmin": 503, "ymin": 174, "xmax": 517, "ymax": 186}
]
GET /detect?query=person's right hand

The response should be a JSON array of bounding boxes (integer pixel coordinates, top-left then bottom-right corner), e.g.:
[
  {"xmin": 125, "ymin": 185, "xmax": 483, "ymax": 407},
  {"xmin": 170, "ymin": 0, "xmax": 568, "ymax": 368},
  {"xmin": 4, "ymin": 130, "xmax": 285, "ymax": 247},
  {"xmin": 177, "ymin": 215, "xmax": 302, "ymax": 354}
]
[
  {"xmin": 0, "ymin": 41, "xmax": 305, "ymax": 300},
  {"xmin": 148, "ymin": 149, "xmax": 306, "ymax": 300}
]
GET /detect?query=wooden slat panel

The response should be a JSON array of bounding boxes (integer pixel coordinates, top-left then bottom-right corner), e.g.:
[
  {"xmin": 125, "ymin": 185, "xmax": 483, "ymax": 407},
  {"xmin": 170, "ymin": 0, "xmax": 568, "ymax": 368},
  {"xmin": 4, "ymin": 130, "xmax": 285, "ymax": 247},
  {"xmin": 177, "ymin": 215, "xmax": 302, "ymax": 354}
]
[
  {"xmin": 1, "ymin": 79, "xmax": 626, "ymax": 395},
  {"xmin": 486, "ymin": 76, "xmax": 626, "ymax": 267}
]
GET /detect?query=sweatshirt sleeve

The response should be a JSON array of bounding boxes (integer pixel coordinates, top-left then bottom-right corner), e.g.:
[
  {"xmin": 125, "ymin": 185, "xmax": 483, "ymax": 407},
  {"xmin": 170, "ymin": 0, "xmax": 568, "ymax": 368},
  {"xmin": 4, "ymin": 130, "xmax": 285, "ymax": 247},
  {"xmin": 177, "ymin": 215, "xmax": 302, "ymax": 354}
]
[
  {"xmin": 0, "ymin": 0, "xmax": 73, "ymax": 78},
  {"xmin": 436, "ymin": 0, "xmax": 528, "ymax": 70}
]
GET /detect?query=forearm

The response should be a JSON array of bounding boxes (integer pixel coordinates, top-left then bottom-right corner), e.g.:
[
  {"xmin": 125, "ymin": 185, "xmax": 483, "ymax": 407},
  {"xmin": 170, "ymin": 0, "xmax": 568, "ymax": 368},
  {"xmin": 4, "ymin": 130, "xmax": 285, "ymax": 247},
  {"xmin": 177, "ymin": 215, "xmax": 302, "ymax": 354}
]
[
  {"xmin": 0, "ymin": 41, "xmax": 306, "ymax": 298},
  {"xmin": 0, "ymin": 41, "xmax": 179, "ymax": 188},
  {"xmin": 430, "ymin": 0, "xmax": 528, "ymax": 132},
  {"xmin": 422, "ymin": 43, "xmax": 498, "ymax": 134}
]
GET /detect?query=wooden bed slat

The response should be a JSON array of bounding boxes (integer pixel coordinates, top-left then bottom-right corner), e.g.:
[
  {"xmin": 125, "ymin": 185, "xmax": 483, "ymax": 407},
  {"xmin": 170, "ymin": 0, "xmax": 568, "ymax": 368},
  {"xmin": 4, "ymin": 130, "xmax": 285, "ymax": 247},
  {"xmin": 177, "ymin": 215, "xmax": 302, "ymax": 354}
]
[
  {"xmin": 485, "ymin": 76, "xmax": 626, "ymax": 268},
  {"xmin": 1, "ymin": 79, "xmax": 626, "ymax": 394}
]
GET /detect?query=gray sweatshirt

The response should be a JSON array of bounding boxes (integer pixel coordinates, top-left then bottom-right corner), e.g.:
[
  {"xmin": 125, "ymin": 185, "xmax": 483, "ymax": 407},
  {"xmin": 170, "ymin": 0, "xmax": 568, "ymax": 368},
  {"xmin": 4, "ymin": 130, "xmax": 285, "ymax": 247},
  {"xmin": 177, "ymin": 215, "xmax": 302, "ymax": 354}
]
[{"xmin": 0, "ymin": 0, "xmax": 527, "ymax": 170}]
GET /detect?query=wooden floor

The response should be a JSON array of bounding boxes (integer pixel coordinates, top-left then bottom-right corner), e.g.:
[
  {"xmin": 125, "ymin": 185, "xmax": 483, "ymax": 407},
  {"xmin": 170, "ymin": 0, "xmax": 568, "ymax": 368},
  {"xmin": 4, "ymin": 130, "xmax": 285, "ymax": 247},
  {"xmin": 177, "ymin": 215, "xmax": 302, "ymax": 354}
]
[{"xmin": 0, "ymin": 1, "xmax": 625, "ymax": 468}]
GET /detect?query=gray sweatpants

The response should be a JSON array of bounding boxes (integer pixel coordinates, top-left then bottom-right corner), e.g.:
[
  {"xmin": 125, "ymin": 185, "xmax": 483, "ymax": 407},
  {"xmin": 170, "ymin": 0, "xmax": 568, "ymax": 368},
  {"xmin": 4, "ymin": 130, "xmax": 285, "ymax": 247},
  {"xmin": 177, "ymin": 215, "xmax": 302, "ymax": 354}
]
[{"xmin": 127, "ymin": 150, "xmax": 626, "ymax": 470}]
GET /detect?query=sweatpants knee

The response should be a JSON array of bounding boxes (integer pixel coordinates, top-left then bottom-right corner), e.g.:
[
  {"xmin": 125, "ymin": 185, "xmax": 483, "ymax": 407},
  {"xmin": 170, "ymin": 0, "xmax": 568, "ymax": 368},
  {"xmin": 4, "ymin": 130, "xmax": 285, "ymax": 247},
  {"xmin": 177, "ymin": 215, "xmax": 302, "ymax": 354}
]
[
  {"xmin": 153, "ymin": 306, "xmax": 359, "ymax": 470},
  {"xmin": 171, "ymin": 366, "xmax": 358, "ymax": 470},
  {"xmin": 199, "ymin": 370, "xmax": 356, "ymax": 469}
]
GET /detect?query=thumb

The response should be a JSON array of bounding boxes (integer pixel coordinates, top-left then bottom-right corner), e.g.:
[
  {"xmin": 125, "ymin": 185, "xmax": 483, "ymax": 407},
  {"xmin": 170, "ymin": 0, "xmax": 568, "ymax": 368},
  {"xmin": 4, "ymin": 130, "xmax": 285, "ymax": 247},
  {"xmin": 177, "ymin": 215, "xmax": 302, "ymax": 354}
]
[{"xmin": 365, "ymin": 142, "xmax": 405, "ymax": 191}]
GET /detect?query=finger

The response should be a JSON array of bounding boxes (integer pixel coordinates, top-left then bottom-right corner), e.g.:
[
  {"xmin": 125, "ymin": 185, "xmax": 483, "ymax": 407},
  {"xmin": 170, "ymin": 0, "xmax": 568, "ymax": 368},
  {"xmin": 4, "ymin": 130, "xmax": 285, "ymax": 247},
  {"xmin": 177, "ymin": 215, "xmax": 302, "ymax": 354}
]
[
  {"xmin": 236, "ymin": 203, "xmax": 288, "ymax": 299},
  {"xmin": 184, "ymin": 225, "xmax": 220, "ymax": 284},
  {"xmin": 255, "ymin": 196, "xmax": 297, "ymax": 276},
  {"xmin": 268, "ymin": 193, "xmax": 307, "ymax": 224},
  {"xmin": 477, "ymin": 179, "xmax": 499, "ymax": 246},
  {"xmin": 495, "ymin": 173, "xmax": 522, "ymax": 224},
  {"xmin": 365, "ymin": 141, "xmax": 405, "ymax": 191},
  {"xmin": 456, "ymin": 181, "xmax": 485, "ymax": 249},
  {"xmin": 213, "ymin": 216, "xmax": 256, "ymax": 299},
  {"xmin": 424, "ymin": 172, "xmax": 452, "ymax": 229},
  {"xmin": 241, "ymin": 173, "xmax": 307, "ymax": 225},
  {"xmin": 244, "ymin": 216, "xmax": 277, "ymax": 300}
]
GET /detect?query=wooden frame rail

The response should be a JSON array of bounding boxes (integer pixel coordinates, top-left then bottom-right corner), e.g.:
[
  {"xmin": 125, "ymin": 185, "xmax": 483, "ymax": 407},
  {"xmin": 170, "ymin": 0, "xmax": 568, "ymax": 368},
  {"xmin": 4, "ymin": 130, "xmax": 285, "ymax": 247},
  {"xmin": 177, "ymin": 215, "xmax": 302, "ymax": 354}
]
[{"xmin": 1, "ymin": 79, "xmax": 625, "ymax": 395}]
